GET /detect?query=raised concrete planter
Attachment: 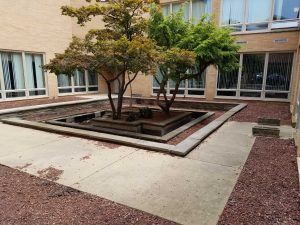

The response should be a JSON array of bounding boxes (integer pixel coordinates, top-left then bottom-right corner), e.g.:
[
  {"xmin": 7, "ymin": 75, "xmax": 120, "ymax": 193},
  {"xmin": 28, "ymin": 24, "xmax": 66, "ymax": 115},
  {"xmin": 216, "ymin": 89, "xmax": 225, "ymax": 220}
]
[
  {"xmin": 258, "ymin": 118, "xmax": 280, "ymax": 126},
  {"xmin": 252, "ymin": 126, "xmax": 280, "ymax": 137},
  {"xmin": 92, "ymin": 111, "xmax": 193, "ymax": 136}
]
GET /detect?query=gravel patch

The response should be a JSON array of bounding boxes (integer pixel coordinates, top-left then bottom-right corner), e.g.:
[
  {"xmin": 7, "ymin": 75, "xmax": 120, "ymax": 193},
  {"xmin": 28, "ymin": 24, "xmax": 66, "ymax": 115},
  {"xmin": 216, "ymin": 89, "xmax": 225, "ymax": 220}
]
[
  {"xmin": 0, "ymin": 165, "xmax": 178, "ymax": 225},
  {"xmin": 230, "ymin": 101, "xmax": 291, "ymax": 125},
  {"xmin": 218, "ymin": 137, "xmax": 300, "ymax": 225}
]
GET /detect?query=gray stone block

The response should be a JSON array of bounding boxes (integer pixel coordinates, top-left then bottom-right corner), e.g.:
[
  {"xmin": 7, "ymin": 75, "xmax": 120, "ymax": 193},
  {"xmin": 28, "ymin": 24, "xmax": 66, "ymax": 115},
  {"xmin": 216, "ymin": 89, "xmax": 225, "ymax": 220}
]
[
  {"xmin": 252, "ymin": 126, "xmax": 280, "ymax": 137},
  {"xmin": 258, "ymin": 117, "xmax": 280, "ymax": 126}
]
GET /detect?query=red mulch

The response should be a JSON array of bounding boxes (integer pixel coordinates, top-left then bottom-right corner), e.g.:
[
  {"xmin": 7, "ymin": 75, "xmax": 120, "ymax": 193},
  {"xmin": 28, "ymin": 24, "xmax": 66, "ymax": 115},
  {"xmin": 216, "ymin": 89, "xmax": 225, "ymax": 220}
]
[
  {"xmin": 230, "ymin": 101, "xmax": 291, "ymax": 125},
  {"xmin": 0, "ymin": 96, "xmax": 85, "ymax": 110},
  {"xmin": 0, "ymin": 164, "xmax": 178, "ymax": 225},
  {"xmin": 218, "ymin": 138, "xmax": 300, "ymax": 225}
]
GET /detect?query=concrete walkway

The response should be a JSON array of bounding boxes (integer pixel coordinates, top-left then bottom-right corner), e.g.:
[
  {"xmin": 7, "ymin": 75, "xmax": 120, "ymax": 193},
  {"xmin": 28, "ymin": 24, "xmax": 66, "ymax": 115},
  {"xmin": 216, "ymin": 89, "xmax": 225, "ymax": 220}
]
[{"xmin": 0, "ymin": 121, "xmax": 256, "ymax": 225}]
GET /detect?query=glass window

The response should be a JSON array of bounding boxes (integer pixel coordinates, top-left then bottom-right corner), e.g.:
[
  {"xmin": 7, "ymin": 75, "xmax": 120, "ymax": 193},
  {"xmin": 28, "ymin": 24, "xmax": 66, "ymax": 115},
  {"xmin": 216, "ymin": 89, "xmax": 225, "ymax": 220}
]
[
  {"xmin": 183, "ymin": 2, "xmax": 190, "ymax": 21},
  {"xmin": 1, "ymin": 52, "xmax": 25, "ymax": 91},
  {"xmin": 274, "ymin": 0, "xmax": 300, "ymax": 20},
  {"xmin": 25, "ymin": 54, "xmax": 45, "ymax": 90},
  {"xmin": 192, "ymin": 0, "xmax": 211, "ymax": 23},
  {"xmin": 57, "ymin": 74, "xmax": 71, "ymax": 87},
  {"xmin": 221, "ymin": 0, "xmax": 244, "ymax": 25},
  {"xmin": 187, "ymin": 72, "xmax": 206, "ymax": 95},
  {"xmin": 172, "ymin": 3, "xmax": 181, "ymax": 13},
  {"xmin": 188, "ymin": 72, "xmax": 206, "ymax": 89},
  {"xmin": 217, "ymin": 52, "xmax": 293, "ymax": 100},
  {"xmin": 87, "ymin": 71, "xmax": 98, "ymax": 86},
  {"xmin": 266, "ymin": 53, "xmax": 293, "ymax": 91},
  {"xmin": 153, "ymin": 69, "xmax": 163, "ymax": 88},
  {"xmin": 161, "ymin": 4, "xmax": 170, "ymax": 16},
  {"xmin": 74, "ymin": 70, "xmax": 86, "ymax": 92},
  {"xmin": 73, "ymin": 70, "xmax": 86, "ymax": 87},
  {"xmin": 171, "ymin": 2, "xmax": 189, "ymax": 21},
  {"xmin": 169, "ymin": 79, "xmax": 185, "ymax": 89},
  {"xmin": 240, "ymin": 54, "xmax": 265, "ymax": 91},
  {"xmin": 247, "ymin": 0, "xmax": 272, "ymax": 24},
  {"xmin": 217, "ymin": 68, "xmax": 239, "ymax": 90}
]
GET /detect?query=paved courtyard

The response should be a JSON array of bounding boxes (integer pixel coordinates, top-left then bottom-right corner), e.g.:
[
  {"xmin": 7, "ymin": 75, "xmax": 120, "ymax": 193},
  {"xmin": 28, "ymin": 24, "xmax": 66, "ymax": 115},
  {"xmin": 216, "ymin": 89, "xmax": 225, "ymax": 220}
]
[{"xmin": 0, "ymin": 121, "xmax": 258, "ymax": 225}]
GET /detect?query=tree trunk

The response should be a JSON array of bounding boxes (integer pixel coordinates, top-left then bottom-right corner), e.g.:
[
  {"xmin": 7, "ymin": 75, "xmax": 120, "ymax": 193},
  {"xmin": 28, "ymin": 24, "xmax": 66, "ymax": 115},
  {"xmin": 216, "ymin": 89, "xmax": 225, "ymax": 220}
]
[
  {"xmin": 128, "ymin": 74, "xmax": 133, "ymax": 110},
  {"xmin": 106, "ymin": 81, "xmax": 117, "ymax": 119},
  {"xmin": 115, "ymin": 74, "xmax": 126, "ymax": 120},
  {"xmin": 156, "ymin": 79, "xmax": 170, "ymax": 113}
]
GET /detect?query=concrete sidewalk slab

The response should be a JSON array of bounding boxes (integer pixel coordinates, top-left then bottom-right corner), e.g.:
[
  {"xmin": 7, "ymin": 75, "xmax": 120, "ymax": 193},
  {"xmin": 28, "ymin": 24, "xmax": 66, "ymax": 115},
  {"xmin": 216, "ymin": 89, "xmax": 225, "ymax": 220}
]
[
  {"xmin": 0, "ymin": 137, "xmax": 137, "ymax": 186},
  {"xmin": 73, "ymin": 150, "xmax": 239, "ymax": 225},
  {"xmin": 0, "ymin": 121, "xmax": 255, "ymax": 225}
]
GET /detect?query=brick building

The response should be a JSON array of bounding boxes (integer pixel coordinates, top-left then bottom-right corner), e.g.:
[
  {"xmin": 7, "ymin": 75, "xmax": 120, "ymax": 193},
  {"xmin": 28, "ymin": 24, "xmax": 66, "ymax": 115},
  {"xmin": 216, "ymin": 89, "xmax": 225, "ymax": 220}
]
[{"xmin": 0, "ymin": 0, "xmax": 300, "ymax": 123}]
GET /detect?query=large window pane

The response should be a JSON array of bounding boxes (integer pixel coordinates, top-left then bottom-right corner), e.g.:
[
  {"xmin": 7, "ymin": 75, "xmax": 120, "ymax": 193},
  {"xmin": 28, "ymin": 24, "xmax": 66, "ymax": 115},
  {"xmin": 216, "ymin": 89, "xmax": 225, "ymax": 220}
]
[
  {"xmin": 247, "ymin": 0, "xmax": 272, "ymax": 23},
  {"xmin": 57, "ymin": 74, "xmax": 71, "ymax": 87},
  {"xmin": 221, "ymin": 0, "xmax": 244, "ymax": 25},
  {"xmin": 169, "ymin": 79, "xmax": 185, "ymax": 88},
  {"xmin": 188, "ymin": 72, "xmax": 206, "ymax": 89},
  {"xmin": 25, "ymin": 54, "xmax": 45, "ymax": 89},
  {"xmin": 161, "ymin": 4, "xmax": 170, "ymax": 17},
  {"xmin": 274, "ymin": 0, "xmax": 300, "ymax": 20},
  {"xmin": 187, "ymin": 72, "xmax": 206, "ymax": 95},
  {"xmin": 153, "ymin": 69, "xmax": 163, "ymax": 88},
  {"xmin": 172, "ymin": 3, "xmax": 181, "ymax": 13},
  {"xmin": 74, "ymin": 70, "xmax": 85, "ymax": 87},
  {"xmin": 192, "ymin": 0, "xmax": 211, "ymax": 23},
  {"xmin": 217, "ymin": 68, "xmax": 239, "ymax": 89},
  {"xmin": 266, "ymin": 53, "xmax": 293, "ymax": 91},
  {"xmin": 241, "ymin": 54, "xmax": 265, "ymax": 90},
  {"xmin": 87, "ymin": 71, "xmax": 98, "ymax": 86},
  {"xmin": 1, "ymin": 52, "xmax": 25, "ymax": 91}
]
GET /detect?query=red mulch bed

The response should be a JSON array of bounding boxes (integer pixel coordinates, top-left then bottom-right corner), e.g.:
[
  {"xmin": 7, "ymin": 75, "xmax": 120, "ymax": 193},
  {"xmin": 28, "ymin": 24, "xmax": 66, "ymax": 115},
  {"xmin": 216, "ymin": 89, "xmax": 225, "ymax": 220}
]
[
  {"xmin": 0, "ymin": 96, "xmax": 85, "ymax": 110},
  {"xmin": 230, "ymin": 101, "xmax": 291, "ymax": 125},
  {"xmin": 218, "ymin": 137, "xmax": 300, "ymax": 225},
  {"xmin": 0, "ymin": 164, "xmax": 178, "ymax": 225}
]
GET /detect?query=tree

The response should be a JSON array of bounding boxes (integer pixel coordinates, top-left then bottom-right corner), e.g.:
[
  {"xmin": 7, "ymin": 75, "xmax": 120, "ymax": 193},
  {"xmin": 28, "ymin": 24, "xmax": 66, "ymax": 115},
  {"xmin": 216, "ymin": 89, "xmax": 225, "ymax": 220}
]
[
  {"xmin": 149, "ymin": 5, "xmax": 240, "ymax": 113},
  {"xmin": 44, "ymin": 0, "xmax": 158, "ymax": 120}
]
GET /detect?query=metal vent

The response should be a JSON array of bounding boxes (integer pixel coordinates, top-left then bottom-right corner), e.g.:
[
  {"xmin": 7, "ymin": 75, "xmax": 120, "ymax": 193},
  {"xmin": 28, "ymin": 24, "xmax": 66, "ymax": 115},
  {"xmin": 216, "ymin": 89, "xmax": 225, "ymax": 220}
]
[
  {"xmin": 273, "ymin": 38, "xmax": 288, "ymax": 43},
  {"xmin": 236, "ymin": 41, "xmax": 248, "ymax": 44}
]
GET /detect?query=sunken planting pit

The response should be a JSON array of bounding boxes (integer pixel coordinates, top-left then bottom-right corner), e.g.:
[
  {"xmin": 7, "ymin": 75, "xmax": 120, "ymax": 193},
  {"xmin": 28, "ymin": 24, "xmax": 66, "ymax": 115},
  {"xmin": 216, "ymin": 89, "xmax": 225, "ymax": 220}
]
[
  {"xmin": 47, "ymin": 108, "xmax": 213, "ymax": 143},
  {"xmin": 0, "ymin": 97, "xmax": 247, "ymax": 156}
]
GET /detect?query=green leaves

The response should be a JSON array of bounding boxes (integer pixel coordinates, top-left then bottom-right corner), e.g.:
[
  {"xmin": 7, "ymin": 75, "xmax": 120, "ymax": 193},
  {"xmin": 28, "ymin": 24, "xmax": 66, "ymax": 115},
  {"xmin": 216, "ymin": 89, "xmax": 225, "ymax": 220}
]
[{"xmin": 149, "ymin": 4, "xmax": 188, "ymax": 48}]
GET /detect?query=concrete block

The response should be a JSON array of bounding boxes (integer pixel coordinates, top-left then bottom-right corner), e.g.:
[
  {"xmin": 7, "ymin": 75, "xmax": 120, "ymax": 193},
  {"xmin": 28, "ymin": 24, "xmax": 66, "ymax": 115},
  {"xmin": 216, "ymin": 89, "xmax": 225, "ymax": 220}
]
[
  {"xmin": 252, "ymin": 126, "xmax": 280, "ymax": 137},
  {"xmin": 258, "ymin": 117, "xmax": 280, "ymax": 126}
]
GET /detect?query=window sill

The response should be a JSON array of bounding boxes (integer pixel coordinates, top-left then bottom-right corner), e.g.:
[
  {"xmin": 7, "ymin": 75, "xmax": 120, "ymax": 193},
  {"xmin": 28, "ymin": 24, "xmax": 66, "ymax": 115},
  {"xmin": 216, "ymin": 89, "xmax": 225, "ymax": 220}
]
[{"xmin": 231, "ymin": 27, "xmax": 300, "ymax": 36}]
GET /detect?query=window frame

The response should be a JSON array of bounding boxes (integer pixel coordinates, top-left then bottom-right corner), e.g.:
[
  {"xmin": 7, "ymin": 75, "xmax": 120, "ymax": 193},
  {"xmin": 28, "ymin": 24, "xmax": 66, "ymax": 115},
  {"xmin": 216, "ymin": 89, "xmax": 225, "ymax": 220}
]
[
  {"xmin": 0, "ymin": 49, "xmax": 48, "ymax": 101},
  {"xmin": 161, "ymin": 0, "xmax": 213, "ymax": 22},
  {"xmin": 151, "ymin": 71, "xmax": 207, "ymax": 98},
  {"xmin": 220, "ymin": 0, "xmax": 300, "ymax": 33},
  {"xmin": 215, "ymin": 51, "xmax": 295, "ymax": 101},
  {"xmin": 57, "ymin": 70, "xmax": 99, "ymax": 96}
]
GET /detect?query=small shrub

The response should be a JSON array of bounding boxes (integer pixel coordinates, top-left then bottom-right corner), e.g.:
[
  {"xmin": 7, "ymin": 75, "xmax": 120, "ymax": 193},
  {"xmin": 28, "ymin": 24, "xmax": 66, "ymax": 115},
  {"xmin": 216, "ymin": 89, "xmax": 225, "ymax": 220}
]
[
  {"xmin": 139, "ymin": 107, "xmax": 153, "ymax": 119},
  {"xmin": 126, "ymin": 112, "xmax": 140, "ymax": 122}
]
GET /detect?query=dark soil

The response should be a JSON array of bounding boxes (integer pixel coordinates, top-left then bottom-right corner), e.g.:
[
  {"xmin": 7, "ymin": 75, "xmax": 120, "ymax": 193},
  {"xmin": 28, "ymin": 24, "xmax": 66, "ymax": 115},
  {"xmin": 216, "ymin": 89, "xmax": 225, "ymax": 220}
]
[
  {"xmin": 218, "ymin": 137, "xmax": 300, "ymax": 225},
  {"xmin": 0, "ymin": 96, "xmax": 85, "ymax": 110},
  {"xmin": 0, "ymin": 164, "xmax": 178, "ymax": 225},
  {"xmin": 167, "ymin": 110, "xmax": 224, "ymax": 145}
]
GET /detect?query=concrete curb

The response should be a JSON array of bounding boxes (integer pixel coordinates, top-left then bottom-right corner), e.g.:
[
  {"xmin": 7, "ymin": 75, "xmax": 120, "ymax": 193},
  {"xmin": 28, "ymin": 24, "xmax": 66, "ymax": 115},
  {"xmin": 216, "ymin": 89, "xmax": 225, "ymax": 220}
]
[{"xmin": 1, "ymin": 103, "xmax": 247, "ymax": 156}]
